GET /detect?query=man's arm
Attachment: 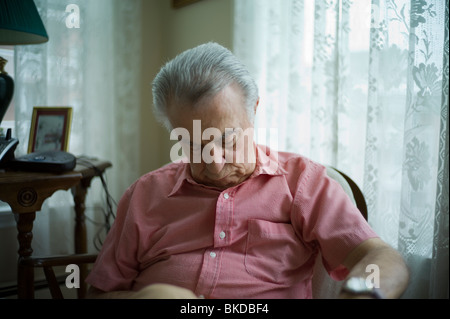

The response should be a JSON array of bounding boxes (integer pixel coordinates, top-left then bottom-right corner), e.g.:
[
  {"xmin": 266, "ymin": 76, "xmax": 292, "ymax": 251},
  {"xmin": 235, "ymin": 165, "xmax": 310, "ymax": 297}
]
[
  {"xmin": 87, "ymin": 286, "xmax": 136, "ymax": 299},
  {"xmin": 86, "ymin": 284, "xmax": 199, "ymax": 299},
  {"xmin": 339, "ymin": 238, "xmax": 409, "ymax": 299}
]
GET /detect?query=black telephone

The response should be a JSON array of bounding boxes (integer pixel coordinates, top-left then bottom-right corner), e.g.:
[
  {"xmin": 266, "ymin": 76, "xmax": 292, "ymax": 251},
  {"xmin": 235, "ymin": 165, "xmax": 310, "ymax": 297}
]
[
  {"xmin": 0, "ymin": 128, "xmax": 76, "ymax": 173},
  {"xmin": 0, "ymin": 128, "xmax": 19, "ymax": 169}
]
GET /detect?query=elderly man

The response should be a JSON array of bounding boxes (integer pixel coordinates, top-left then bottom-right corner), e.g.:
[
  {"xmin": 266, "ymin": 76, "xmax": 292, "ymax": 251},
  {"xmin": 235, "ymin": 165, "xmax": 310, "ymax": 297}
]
[{"xmin": 86, "ymin": 42, "xmax": 409, "ymax": 299}]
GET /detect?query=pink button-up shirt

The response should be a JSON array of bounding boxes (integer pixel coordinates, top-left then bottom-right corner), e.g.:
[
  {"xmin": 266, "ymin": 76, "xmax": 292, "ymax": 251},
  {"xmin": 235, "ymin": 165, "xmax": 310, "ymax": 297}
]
[{"xmin": 86, "ymin": 145, "xmax": 378, "ymax": 299}]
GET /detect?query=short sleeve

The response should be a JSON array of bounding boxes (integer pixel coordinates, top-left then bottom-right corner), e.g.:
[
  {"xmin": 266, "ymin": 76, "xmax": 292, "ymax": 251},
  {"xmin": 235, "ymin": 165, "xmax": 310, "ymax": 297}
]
[
  {"xmin": 291, "ymin": 160, "xmax": 379, "ymax": 281},
  {"xmin": 85, "ymin": 185, "xmax": 140, "ymax": 292}
]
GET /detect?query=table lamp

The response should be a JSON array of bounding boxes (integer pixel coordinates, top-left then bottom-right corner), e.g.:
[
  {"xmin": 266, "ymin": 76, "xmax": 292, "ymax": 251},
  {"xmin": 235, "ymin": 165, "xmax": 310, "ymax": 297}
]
[{"xmin": 0, "ymin": 0, "xmax": 49, "ymax": 127}]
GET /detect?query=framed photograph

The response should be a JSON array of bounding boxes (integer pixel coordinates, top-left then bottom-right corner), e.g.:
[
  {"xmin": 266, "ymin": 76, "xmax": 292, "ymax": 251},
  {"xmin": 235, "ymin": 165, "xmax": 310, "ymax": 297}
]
[
  {"xmin": 28, "ymin": 107, "xmax": 73, "ymax": 153},
  {"xmin": 172, "ymin": 0, "xmax": 203, "ymax": 9}
]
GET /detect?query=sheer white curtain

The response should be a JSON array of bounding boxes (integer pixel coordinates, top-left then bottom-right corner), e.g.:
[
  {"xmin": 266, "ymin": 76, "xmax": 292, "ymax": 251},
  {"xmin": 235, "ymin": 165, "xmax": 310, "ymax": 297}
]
[
  {"xmin": 13, "ymin": 0, "xmax": 142, "ymax": 256},
  {"xmin": 234, "ymin": 0, "xmax": 448, "ymax": 299}
]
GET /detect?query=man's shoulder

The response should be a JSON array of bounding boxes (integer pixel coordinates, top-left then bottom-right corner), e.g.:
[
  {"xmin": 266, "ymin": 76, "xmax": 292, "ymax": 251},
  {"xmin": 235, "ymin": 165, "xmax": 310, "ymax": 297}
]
[
  {"xmin": 144, "ymin": 161, "xmax": 185, "ymax": 177},
  {"xmin": 256, "ymin": 144, "xmax": 313, "ymax": 169},
  {"xmin": 274, "ymin": 148, "xmax": 323, "ymax": 175},
  {"xmin": 255, "ymin": 145, "xmax": 325, "ymax": 189},
  {"xmin": 129, "ymin": 161, "xmax": 186, "ymax": 193}
]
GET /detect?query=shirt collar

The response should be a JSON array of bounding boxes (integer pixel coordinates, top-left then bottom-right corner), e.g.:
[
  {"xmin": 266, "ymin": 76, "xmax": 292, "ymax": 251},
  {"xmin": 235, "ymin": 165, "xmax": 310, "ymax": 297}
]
[
  {"xmin": 168, "ymin": 144, "xmax": 287, "ymax": 197},
  {"xmin": 167, "ymin": 161, "xmax": 192, "ymax": 197},
  {"xmin": 251, "ymin": 144, "xmax": 288, "ymax": 177}
]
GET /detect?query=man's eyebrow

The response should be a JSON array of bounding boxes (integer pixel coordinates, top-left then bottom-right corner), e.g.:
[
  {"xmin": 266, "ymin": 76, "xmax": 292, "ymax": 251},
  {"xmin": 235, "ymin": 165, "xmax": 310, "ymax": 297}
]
[
  {"xmin": 215, "ymin": 128, "xmax": 240, "ymax": 143},
  {"xmin": 178, "ymin": 129, "xmax": 237, "ymax": 146}
]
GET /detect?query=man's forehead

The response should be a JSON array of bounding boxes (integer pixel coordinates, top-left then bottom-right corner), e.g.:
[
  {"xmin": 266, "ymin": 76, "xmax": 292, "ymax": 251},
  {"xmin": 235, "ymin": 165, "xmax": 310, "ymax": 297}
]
[{"xmin": 169, "ymin": 84, "xmax": 249, "ymax": 131}]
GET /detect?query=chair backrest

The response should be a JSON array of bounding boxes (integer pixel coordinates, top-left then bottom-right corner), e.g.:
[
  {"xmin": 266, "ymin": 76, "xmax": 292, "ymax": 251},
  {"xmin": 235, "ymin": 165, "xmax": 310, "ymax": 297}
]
[{"xmin": 311, "ymin": 166, "xmax": 368, "ymax": 299}]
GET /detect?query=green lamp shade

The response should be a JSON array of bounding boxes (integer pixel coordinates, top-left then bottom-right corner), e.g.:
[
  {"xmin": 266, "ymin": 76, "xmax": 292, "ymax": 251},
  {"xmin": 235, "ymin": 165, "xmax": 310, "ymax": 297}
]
[{"xmin": 0, "ymin": 0, "xmax": 49, "ymax": 45}]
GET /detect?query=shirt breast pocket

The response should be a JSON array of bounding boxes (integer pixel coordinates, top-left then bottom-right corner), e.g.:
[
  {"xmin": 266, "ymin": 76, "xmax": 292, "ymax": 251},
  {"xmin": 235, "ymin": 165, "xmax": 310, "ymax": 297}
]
[{"xmin": 244, "ymin": 219, "xmax": 313, "ymax": 285}]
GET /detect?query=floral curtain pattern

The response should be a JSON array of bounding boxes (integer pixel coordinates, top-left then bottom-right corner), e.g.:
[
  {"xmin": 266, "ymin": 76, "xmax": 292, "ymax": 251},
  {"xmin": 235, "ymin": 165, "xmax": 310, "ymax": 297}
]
[
  {"xmin": 234, "ymin": 0, "xmax": 448, "ymax": 298},
  {"xmin": 13, "ymin": 0, "xmax": 142, "ymax": 256}
]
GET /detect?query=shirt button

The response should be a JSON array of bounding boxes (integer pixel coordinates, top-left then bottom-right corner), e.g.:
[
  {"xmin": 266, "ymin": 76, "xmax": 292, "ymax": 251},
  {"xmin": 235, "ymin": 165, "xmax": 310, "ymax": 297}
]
[
  {"xmin": 219, "ymin": 231, "xmax": 226, "ymax": 239},
  {"xmin": 210, "ymin": 251, "xmax": 217, "ymax": 258},
  {"xmin": 223, "ymin": 193, "xmax": 229, "ymax": 199}
]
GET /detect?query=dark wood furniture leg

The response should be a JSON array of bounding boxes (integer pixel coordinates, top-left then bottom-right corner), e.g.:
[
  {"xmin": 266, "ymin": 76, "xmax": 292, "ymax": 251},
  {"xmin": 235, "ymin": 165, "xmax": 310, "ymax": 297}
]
[{"xmin": 15, "ymin": 212, "xmax": 36, "ymax": 299}]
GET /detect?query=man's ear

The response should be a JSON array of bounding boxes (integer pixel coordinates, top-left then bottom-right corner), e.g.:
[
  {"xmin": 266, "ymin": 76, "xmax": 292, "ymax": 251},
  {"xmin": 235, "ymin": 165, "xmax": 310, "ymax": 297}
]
[{"xmin": 254, "ymin": 97, "xmax": 260, "ymax": 114}]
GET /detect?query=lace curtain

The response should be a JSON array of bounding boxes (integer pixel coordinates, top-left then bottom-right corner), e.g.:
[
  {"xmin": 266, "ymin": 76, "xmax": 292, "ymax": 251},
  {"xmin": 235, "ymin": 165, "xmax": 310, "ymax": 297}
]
[
  {"xmin": 13, "ymin": 0, "xmax": 142, "ymax": 255},
  {"xmin": 234, "ymin": 0, "xmax": 448, "ymax": 299}
]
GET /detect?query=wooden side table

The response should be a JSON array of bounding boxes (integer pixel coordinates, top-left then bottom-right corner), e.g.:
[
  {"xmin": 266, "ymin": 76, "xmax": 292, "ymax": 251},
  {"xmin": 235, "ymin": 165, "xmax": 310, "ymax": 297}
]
[{"xmin": 0, "ymin": 158, "xmax": 112, "ymax": 299}]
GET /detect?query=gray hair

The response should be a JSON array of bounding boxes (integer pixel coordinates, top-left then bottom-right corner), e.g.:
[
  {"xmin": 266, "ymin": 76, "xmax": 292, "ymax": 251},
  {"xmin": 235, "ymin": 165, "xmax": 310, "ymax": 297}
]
[{"xmin": 152, "ymin": 42, "xmax": 259, "ymax": 131}]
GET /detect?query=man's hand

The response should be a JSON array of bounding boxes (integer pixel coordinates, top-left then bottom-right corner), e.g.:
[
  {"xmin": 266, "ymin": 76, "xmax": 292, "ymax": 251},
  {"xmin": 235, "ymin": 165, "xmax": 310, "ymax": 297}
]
[
  {"xmin": 87, "ymin": 283, "xmax": 199, "ymax": 299},
  {"xmin": 133, "ymin": 284, "xmax": 199, "ymax": 299},
  {"xmin": 339, "ymin": 238, "xmax": 409, "ymax": 299}
]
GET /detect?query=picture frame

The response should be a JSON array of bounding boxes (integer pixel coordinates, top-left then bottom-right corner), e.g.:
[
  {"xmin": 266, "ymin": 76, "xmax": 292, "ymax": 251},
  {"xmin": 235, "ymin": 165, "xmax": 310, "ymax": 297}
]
[
  {"xmin": 172, "ymin": 0, "xmax": 203, "ymax": 9},
  {"xmin": 27, "ymin": 107, "xmax": 73, "ymax": 153}
]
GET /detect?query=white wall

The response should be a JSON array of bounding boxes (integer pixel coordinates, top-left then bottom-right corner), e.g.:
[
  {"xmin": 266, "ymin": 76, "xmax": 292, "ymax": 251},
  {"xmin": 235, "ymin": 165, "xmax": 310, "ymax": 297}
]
[{"xmin": 139, "ymin": 0, "xmax": 234, "ymax": 174}]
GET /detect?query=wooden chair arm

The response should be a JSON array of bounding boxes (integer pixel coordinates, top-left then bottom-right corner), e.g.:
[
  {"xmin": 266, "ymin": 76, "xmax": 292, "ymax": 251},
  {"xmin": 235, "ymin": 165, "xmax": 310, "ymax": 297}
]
[{"xmin": 19, "ymin": 253, "xmax": 97, "ymax": 268}]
